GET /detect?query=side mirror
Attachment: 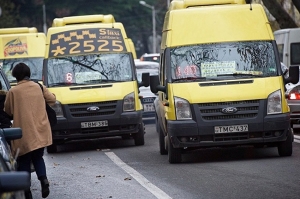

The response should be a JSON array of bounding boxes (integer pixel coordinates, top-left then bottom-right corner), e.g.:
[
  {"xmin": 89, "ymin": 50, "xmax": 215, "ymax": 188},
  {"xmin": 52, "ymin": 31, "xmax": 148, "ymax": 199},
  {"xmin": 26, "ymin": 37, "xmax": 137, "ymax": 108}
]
[
  {"xmin": 286, "ymin": 65, "xmax": 299, "ymax": 84},
  {"xmin": 0, "ymin": 172, "xmax": 30, "ymax": 192},
  {"xmin": 138, "ymin": 73, "xmax": 150, "ymax": 87},
  {"xmin": 150, "ymin": 75, "xmax": 166, "ymax": 93},
  {"xmin": 1, "ymin": 128, "xmax": 22, "ymax": 141}
]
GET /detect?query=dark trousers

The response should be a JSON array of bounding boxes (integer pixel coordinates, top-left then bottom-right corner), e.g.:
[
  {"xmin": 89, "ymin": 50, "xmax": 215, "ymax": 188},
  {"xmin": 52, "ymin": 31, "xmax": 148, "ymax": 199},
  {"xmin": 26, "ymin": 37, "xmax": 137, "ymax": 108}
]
[{"xmin": 17, "ymin": 147, "xmax": 47, "ymax": 180}]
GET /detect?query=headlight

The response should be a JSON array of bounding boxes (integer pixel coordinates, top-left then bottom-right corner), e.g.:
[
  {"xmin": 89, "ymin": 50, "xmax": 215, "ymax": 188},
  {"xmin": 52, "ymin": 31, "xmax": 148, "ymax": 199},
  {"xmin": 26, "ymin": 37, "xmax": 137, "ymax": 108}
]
[
  {"xmin": 123, "ymin": 92, "xmax": 135, "ymax": 112},
  {"xmin": 50, "ymin": 100, "xmax": 63, "ymax": 117},
  {"xmin": 174, "ymin": 97, "xmax": 192, "ymax": 120},
  {"xmin": 267, "ymin": 90, "xmax": 282, "ymax": 114}
]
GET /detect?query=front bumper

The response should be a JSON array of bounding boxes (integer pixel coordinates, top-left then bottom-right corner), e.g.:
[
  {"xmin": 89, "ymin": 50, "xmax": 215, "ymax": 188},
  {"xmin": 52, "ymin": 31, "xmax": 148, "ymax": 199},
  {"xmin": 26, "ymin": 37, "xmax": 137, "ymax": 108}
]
[
  {"xmin": 167, "ymin": 113, "xmax": 290, "ymax": 148},
  {"xmin": 287, "ymin": 99, "xmax": 300, "ymax": 129},
  {"xmin": 51, "ymin": 110, "xmax": 143, "ymax": 141}
]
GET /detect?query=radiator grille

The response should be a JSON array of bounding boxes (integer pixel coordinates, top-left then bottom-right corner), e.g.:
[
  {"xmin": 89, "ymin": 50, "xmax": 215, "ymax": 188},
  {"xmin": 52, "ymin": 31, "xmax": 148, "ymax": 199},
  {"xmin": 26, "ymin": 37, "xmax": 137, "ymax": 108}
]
[
  {"xmin": 68, "ymin": 101, "xmax": 118, "ymax": 117},
  {"xmin": 198, "ymin": 100, "xmax": 259, "ymax": 121}
]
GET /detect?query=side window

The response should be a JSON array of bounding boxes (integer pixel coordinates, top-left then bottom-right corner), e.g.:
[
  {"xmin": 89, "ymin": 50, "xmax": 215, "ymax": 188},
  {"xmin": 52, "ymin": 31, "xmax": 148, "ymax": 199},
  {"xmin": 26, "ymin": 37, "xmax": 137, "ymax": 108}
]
[
  {"xmin": 277, "ymin": 44, "xmax": 284, "ymax": 63},
  {"xmin": 291, "ymin": 43, "xmax": 300, "ymax": 65},
  {"xmin": 160, "ymin": 53, "xmax": 164, "ymax": 85},
  {"xmin": 0, "ymin": 73, "xmax": 9, "ymax": 91}
]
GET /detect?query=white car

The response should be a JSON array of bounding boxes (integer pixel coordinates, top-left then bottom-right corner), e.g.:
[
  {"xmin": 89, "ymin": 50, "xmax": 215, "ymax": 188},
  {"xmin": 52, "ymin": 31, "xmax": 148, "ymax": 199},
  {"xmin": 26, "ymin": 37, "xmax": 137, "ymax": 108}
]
[{"xmin": 135, "ymin": 60, "xmax": 159, "ymax": 123}]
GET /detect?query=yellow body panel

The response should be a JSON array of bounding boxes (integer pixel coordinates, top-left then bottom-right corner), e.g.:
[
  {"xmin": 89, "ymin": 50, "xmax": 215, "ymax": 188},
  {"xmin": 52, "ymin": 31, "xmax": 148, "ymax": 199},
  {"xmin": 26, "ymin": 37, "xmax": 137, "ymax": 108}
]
[
  {"xmin": 162, "ymin": 4, "xmax": 273, "ymax": 49},
  {"xmin": 164, "ymin": 77, "xmax": 288, "ymax": 120},
  {"xmin": 0, "ymin": 32, "xmax": 45, "ymax": 59},
  {"xmin": 48, "ymin": 81, "xmax": 142, "ymax": 110}
]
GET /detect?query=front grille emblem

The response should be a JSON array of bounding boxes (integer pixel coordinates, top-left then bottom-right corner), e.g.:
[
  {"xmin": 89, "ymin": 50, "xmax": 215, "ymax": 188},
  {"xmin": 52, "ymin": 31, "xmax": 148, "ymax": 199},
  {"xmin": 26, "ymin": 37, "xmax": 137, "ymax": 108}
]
[
  {"xmin": 221, "ymin": 107, "xmax": 238, "ymax": 114},
  {"xmin": 87, "ymin": 106, "xmax": 100, "ymax": 112}
]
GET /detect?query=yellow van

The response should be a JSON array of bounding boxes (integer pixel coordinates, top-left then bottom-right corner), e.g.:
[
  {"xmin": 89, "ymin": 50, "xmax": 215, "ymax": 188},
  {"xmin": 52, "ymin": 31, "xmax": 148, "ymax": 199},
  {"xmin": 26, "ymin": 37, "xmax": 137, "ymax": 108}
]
[
  {"xmin": 128, "ymin": 38, "xmax": 137, "ymax": 59},
  {"xmin": 44, "ymin": 14, "xmax": 149, "ymax": 153},
  {"xmin": 150, "ymin": 0, "xmax": 299, "ymax": 163},
  {"xmin": 0, "ymin": 27, "xmax": 46, "ymax": 86}
]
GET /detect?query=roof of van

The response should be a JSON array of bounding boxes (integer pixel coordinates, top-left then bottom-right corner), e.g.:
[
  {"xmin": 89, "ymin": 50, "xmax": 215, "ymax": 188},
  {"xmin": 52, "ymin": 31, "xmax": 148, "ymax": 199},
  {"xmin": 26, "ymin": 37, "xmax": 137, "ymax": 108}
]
[
  {"xmin": 162, "ymin": 3, "xmax": 273, "ymax": 48},
  {"xmin": 0, "ymin": 27, "xmax": 46, "ymax": 59}
]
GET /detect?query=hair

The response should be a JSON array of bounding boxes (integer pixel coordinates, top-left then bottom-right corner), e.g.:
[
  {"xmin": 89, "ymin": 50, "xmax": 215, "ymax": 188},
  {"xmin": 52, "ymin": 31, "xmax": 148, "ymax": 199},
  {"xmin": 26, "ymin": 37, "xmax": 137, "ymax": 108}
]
[{"xmin": 12, "ymin": 62, "xmax": 31, "ymax": 82}]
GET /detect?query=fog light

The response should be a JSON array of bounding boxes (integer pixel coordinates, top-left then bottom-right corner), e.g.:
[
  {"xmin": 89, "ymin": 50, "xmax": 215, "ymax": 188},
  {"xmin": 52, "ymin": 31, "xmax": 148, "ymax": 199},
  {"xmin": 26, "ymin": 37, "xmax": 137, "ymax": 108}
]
[
  {"xmin": 180, "ymin": 137, "xmax": 188, "ymax": 142},
  {"xmin": 274, "ymin": 131, "xmax": 281, "ymax": 137}
]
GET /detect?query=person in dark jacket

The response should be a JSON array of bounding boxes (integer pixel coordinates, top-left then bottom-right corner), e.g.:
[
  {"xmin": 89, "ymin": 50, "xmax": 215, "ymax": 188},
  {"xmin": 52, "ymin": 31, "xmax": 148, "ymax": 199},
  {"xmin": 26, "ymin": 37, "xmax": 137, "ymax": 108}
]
[{"xmin": 0, "ymin": 81, "xmax": 12, "ymax": 128}]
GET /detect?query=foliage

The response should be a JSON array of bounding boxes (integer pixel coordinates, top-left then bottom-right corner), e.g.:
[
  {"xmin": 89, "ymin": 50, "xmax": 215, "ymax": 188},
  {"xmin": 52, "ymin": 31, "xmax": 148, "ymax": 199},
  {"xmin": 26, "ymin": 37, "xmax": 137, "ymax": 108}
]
[
  {"xmin": 0, "ymin": 0, "xmax": 18, "ymax": 28},
  {"xmin": 2, "ymin": 0, "xmax": 299, "ymax": 55}
]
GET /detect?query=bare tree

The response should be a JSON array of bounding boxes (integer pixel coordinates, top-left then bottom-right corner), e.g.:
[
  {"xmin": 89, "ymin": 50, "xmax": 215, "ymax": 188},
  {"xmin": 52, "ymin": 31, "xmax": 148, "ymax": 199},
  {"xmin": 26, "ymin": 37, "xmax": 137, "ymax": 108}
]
[
  {"xmin": 262, "ymin": 0, "xmax": 298, "ymax": 28},
  {"xmin": 292, "ymin": 0, "xmax": 300, "ymax": 12}
]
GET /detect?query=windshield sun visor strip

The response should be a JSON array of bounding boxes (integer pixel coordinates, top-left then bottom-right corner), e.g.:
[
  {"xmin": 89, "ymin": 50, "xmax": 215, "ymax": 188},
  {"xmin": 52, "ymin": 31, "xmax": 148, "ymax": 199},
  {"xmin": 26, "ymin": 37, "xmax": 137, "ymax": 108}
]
[
  {"xmin": 199, "ymin": 80, "xmax": 253, "ymax": 87},
  {"xmin": 70, "ymin": 84, "xmax": 112, "ymax": 90}
]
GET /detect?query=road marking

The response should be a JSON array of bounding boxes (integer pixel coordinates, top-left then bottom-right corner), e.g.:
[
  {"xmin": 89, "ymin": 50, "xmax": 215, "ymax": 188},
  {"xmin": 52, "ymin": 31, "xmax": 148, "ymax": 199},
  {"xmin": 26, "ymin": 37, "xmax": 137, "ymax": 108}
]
[
  {"xmin": 294, "ymin": 135, "xmax": 300, "ymax": 144},
  {"xmin": 105, "ymin": 152, "xmax": 172, "ymax": 199}
]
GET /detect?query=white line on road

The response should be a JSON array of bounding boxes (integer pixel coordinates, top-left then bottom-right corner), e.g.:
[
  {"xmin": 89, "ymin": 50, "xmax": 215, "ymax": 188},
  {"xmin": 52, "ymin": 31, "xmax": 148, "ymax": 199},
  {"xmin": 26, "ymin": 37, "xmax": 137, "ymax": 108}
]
[{"xmin": 105, "ymin": 152, "xmax": 172, "ymax": 199}]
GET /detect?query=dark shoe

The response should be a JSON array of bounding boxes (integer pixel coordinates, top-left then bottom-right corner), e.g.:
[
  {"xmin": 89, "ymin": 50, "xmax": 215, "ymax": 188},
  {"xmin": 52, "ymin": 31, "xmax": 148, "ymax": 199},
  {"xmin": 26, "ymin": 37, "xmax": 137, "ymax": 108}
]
[
  {"xmin": 25, "ymin": 189, "xmax": 33, "ymax": 199},
  {"xmin": 40, "ymin": 178, "xmax": 50, "ymax": 198}
]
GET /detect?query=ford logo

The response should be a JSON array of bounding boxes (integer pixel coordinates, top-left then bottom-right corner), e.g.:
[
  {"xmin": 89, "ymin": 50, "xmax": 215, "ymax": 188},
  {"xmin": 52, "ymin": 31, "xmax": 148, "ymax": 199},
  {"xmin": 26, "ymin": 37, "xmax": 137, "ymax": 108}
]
[
  {"xmin": 87, "ymin": 106, "xmax": 100, "ymax": 112},
  {"xmin": 221, "ymin": 107, "xmax": 238, "ymax": 114}
]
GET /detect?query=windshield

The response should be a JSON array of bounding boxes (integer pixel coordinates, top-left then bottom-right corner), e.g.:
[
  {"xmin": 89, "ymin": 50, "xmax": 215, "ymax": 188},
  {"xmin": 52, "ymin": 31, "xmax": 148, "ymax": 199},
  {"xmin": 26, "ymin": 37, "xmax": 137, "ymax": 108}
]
[
  {"xmin": 0, "ymin": 58, "xmax": 43, "ymax": 83},
  {"xmin": 46, "ymin": 53, "xmax": 133, "ymax": 87},
  {"xmin": 170, "ymin": 41, "xmax": 278, "ymax": 82}
]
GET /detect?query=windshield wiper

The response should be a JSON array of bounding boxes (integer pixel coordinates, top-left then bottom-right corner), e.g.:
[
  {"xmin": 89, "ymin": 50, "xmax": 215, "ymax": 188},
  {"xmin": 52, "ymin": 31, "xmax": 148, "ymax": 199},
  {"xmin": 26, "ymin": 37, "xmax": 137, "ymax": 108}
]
[
  {"xmin": 83, "ymin": 79, "xmax": 124, "ymax": 83},
  {"xmin": 217, "ymin": 73, "xmax": 264, "ymax": 77},
  {"xmin": 49, "ymin": 82, "xmax": 82, "ymax": 87},
  {"xmin": 173, "ymin": 77, "xmax": 206, "ymax": 82}
]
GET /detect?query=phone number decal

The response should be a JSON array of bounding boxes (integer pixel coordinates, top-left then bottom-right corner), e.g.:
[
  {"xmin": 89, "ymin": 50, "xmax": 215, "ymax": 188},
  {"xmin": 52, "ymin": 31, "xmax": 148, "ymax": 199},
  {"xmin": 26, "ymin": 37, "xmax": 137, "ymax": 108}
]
[{"xmin": 49, "ymin": 28, "xmax": 127, "ymax": 57}]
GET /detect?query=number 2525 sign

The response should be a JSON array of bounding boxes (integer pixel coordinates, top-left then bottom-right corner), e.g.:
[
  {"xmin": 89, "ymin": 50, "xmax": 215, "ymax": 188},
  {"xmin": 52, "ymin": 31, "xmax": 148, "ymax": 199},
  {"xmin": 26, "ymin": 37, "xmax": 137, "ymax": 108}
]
[{"xmin": 49, "ymin": 28, "xmax": 127, "ymax": 57}]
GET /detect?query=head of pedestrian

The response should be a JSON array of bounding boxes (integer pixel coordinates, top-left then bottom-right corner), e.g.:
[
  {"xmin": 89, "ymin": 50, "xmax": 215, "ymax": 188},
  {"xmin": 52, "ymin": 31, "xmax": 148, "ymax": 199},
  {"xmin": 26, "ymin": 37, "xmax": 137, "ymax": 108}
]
[{"xmin": 12, "ymin": 62, "xmax": 31, "ymax": 82}]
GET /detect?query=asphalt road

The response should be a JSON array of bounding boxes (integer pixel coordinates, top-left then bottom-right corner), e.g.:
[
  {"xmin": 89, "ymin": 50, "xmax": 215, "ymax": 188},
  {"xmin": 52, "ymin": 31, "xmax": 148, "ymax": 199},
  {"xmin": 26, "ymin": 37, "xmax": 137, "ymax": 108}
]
[{"xmin": 30, "ymin": 123, "xmax": 300, "ymax": 199}]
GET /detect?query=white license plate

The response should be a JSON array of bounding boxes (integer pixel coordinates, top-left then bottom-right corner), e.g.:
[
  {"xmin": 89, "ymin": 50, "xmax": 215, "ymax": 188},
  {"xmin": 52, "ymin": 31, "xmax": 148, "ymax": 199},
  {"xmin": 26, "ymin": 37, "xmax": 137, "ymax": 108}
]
[
  {"xmin": 214, "ymin": 124, "xmax": 248, "ymax": 133},
  {"xmin": 81, "ymin": 120, "xmax": 108, "ymax": 128},
  {"xmin": 143, "ymin": 103, "xmax": 155, "ymax": 112}
]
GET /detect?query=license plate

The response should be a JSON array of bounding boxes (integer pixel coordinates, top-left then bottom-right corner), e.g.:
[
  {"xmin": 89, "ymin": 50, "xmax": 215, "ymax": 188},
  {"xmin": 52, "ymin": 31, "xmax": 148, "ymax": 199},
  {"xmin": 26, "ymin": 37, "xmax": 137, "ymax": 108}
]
[
  {"xmin": 81, "ymin": 120, "xmax": 108, "ymax": 128},
  {"xmin": 214, "ymin": 124, "xmax": 248, "ymax": 133},
  {"xmin": 143, "ymin": 103, "xmax": 155, "ymax": 112}
]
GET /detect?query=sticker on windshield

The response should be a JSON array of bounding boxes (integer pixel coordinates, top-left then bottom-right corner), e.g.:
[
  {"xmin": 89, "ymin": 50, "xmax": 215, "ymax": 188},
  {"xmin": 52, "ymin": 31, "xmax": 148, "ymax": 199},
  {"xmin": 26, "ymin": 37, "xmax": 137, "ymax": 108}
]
[
  {"xmin": 75, "ymin": 72, "xmax": 102, "ymax": 84},
  {"xmin": 49, "ymin": 28, "xmax": 127, "ymax": 57},
  {"xmin": 201, "ymin": 61, "xmax": 236, "ymax": 77}
]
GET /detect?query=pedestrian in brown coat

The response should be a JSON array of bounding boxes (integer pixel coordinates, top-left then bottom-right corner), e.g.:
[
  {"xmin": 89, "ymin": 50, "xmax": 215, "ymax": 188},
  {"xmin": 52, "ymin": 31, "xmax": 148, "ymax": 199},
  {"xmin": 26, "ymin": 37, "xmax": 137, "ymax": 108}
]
[{"xmin": 4, "ymin": 62, "xmax": 56, "ymax": 199}]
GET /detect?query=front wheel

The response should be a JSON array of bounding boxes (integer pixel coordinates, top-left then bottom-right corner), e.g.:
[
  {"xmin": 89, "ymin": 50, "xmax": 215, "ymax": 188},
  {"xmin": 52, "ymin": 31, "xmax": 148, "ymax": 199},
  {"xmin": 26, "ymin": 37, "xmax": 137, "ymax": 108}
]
[
  {"xmin": 278, "ymin": 130, "xmax": 293, "ymax": 157},
  {"xmin": 159, "ymin": 124, "xmax": 167, "ymax": 155},
  {"xmin": 134, "ymin": 123, "xmax": 145, "ymax": 146},
  {"xmin": 168, "ymin": 135, "xmax": 182, "ymax": 163}
]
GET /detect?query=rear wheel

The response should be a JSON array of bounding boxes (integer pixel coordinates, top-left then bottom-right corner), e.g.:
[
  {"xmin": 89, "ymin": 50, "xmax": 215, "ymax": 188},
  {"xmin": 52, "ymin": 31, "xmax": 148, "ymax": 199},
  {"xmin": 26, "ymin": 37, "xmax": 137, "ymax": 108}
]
[
  {"xmin": 134, "ymin": 123, "xmax": 145, "ymax": 146},
  {"xmin": 168, "ymin": 135, "xmax": 182, "ymax": 163},
  {"xmin": 278, "ymin": 129, "xmax": 293, "ymax": 157}
]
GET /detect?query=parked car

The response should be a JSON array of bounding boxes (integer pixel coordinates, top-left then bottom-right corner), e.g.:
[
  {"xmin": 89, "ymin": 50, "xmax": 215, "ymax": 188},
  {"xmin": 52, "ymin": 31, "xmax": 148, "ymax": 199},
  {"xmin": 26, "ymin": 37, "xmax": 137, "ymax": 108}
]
[
  {"xmin": 135, "ymin": 60, "xmax": 159, "ymax": 123},
  {"xmin": 0, "ymin": 128, "xmax": 30, "ymax": 199},
  {"xmin": 140, "ymin": 53, "xmax": 160, "ymax": 63},
  {"xmin": 286, "ymin": 83, "xmax": 300, "ymax": 133}
]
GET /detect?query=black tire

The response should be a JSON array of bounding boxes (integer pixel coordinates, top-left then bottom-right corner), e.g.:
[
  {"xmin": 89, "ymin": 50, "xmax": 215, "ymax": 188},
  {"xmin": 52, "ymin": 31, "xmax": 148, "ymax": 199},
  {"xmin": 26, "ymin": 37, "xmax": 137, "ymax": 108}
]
[
  {"xmin": 134, "ymin": 123, "xmax": 145, "ymax": 146},
  {"xmin": 168, "ymin": 135, "xmax": 182, "ymax": 163},
  {"xmin": 47, "ymin": 144, "xmax": 58, "ymax": 153},
  {"xmin": 159, "ymin": 124, "xmax": 168, "ymax": 155},
  {"xmin": 278, "ymin": 130, "xmax": 293, "ymax": 157}
]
